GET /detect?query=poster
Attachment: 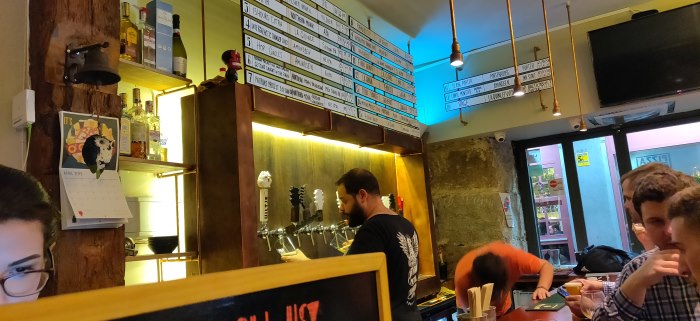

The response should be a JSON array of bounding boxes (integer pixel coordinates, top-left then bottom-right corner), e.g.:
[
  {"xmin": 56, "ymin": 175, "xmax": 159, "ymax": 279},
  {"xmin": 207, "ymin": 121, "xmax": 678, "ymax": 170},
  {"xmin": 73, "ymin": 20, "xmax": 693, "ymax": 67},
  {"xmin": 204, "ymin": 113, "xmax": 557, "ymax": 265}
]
[
  {"xmin": 576, "ymin": 152, "xmax": 590, "ymax": 167},
  {"xmin": 499, "ymin": 193, "xmax": 515, "ymax": 228},
  {"xmin": 58, "ymin": 111, "xmax": 132, "ymax": 229}
]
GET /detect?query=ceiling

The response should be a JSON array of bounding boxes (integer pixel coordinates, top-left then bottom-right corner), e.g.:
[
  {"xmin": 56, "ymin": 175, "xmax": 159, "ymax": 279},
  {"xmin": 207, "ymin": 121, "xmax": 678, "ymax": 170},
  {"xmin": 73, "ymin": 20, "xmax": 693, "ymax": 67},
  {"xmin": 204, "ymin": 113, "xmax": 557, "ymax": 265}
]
[{"xmin": 358, "ymin": 0, "xmax": 656, "ymax": 66}]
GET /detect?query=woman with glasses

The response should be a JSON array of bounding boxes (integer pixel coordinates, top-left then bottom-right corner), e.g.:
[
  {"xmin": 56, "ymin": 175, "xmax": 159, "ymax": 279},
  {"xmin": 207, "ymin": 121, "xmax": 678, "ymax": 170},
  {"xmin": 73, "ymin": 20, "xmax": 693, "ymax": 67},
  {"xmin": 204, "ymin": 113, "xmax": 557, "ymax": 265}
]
[{"xmin": 0, "ymin": 165, "xmax": 58, "ymax": 305}]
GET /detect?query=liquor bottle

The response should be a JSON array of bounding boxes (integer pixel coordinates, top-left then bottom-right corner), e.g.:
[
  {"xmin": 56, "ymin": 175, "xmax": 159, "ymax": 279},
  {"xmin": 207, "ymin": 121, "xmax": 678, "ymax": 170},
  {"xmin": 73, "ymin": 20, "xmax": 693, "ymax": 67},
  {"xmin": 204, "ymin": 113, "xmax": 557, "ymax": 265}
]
[
  {"xmin": 119, "ymin": 2, "xmax": 139, "ymax": 62},
  {"xmin": 145, "ymin": 101, "xmax": 161, "ymax": 161},
  {"xmin": 172, "ymin": 14, "xmax": 187, "ymax": 77},
  {"xmin": 139, "ymin": 7, "xmax": 156, "ymax": 69},
  {"xmin": 118, "ymin": 93, "xmax": 132, "ymax": 156},
  {"xmin": 129, "ymin": 88, "xmax": 147, "ymax": 159}
]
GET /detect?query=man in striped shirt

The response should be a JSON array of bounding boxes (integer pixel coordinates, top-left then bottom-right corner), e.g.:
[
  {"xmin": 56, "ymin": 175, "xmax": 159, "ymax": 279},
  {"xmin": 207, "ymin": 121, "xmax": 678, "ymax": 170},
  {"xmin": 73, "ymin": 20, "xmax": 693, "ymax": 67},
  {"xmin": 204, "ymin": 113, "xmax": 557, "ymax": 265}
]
[{"xmin": 593, "ymin": 171, "xmax": 700, "ymax": 321}]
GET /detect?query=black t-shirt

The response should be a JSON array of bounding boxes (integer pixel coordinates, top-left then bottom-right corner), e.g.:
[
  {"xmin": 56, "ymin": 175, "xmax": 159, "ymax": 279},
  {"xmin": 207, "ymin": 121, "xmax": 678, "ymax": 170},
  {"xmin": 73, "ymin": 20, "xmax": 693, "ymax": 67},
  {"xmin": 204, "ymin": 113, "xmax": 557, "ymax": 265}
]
[{"xmin": 347, "ymin": 214, "xmax": 422, "ymax": 321}]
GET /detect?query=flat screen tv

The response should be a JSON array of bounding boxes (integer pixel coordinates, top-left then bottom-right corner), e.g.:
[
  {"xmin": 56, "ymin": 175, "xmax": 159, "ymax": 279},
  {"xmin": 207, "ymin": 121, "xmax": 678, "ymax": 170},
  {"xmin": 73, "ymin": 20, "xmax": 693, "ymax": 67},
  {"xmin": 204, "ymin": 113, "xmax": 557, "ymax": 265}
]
[{"xmin": 588, "ymin": 3, "xmax": 700, "ymax": 107}]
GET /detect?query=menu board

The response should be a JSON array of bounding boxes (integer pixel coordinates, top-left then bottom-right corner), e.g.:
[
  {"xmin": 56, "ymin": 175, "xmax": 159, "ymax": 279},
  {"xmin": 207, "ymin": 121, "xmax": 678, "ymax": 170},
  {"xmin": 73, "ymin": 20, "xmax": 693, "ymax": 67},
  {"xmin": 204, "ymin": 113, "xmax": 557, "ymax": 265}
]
[
  {"xmin": 241, "ymin": 0, "xmax": 420, "ymax": 137},
  {"xmin": 0, "ymin": 253, "xmax": 392, "ymax": 321},
  {"xmin": 443, "ymin": 58, "xmax": 552, "ymax": 111}
]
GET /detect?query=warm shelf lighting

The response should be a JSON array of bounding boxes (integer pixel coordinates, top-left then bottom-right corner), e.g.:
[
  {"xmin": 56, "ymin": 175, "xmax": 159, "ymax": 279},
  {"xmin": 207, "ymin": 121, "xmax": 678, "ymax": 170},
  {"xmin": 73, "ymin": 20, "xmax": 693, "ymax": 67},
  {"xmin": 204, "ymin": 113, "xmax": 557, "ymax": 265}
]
[
  {"xmin": 506, "ymin": 0, "xmax": 524, "ymax": 97},
  {"xmin": 542, "ymin": 0, "xmax": 561, "ymax": 116},
  {"xmin": 251, "ymin": 123, "xmax": 392, "ymax": 155},
  {"xmin": 448, "ymin": 0, "xmax": 464, "ymax": 67}
]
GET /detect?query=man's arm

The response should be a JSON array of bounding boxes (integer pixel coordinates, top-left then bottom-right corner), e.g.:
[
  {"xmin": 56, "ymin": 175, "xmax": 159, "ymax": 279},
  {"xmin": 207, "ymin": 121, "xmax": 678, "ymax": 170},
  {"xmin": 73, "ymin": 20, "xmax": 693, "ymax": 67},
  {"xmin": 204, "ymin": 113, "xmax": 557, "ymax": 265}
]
[
  {"xmin": 619, "ymin": 249, "xmax": 682, "ymax": 305},
  {"xmin": 532, "ymin": 261, "xmax": 554, "ymax": 299}
]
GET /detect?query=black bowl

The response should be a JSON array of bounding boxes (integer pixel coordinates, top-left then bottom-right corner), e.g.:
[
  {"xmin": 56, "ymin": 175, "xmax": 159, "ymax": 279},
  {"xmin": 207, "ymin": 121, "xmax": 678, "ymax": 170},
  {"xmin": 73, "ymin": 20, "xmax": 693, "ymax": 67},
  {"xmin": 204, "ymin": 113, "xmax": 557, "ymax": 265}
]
[{"xmin": 147, "ymin": 236, "xmax": 179, "ymax": 254}]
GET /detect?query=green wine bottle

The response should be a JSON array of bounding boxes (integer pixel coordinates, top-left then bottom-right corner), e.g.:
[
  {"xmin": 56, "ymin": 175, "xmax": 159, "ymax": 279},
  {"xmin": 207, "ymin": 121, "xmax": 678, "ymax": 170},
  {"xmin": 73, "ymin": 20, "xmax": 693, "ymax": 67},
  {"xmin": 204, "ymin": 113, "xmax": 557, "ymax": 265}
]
[{"xmin": 172, "ymin": 14, "xmax": 187, "ymax": 77}]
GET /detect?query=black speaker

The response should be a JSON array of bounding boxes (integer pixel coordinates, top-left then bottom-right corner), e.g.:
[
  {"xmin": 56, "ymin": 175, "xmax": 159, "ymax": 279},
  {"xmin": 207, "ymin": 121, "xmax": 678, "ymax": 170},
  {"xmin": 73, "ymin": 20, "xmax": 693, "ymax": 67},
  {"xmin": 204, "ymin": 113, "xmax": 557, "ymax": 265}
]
[{"xmin": 631, "ymin": 9, "xmax": 659, "ymax": 20}]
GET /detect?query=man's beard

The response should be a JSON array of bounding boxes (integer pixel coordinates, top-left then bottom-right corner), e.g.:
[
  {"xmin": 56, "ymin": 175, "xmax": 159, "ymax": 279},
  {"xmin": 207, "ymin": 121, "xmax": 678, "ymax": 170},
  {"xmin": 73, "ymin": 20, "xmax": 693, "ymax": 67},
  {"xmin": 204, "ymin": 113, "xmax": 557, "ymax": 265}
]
[{"xmin": 346, "ymin": 203, "xmax": 366, "ymax": 227}]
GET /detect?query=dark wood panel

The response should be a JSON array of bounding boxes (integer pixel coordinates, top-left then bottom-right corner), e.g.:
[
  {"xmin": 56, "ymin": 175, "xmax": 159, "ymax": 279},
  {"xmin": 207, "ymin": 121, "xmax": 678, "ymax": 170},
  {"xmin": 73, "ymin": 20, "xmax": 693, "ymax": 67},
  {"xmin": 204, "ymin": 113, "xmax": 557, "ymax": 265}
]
[
  {"xmin": 181, "ymin": 95, "xmax": 199, "ymax": 276},
  {"xmin": 251, "ymin": 86, "xmax": 330, "ymax": 133},
  {"xmin": 29, "ymin": 0, "xmax": 124, "ymax": 295}
]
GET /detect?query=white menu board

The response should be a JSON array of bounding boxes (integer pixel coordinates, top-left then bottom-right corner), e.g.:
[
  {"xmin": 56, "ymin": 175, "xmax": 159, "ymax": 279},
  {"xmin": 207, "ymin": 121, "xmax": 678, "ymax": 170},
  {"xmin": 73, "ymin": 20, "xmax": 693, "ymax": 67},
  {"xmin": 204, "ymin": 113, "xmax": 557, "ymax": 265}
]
[
  {"xmin": 442, "ymin": 58, "xmax": 552, "ymax": 111},
  {"xmin": 242, "ymin": 0, "xmax": 419, "ymax": 137}
]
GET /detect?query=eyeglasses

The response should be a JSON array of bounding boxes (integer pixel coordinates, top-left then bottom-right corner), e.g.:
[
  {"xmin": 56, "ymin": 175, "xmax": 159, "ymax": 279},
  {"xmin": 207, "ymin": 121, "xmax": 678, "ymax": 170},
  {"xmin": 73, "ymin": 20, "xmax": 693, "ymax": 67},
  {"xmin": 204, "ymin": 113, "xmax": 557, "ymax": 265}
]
[
  {"xmin": 0, "ymin": 270, "xmax": 51, "ymax": 297},
  {"xmin": 0, "ymin": 249, "xmax": 54, "ymax": 298}
]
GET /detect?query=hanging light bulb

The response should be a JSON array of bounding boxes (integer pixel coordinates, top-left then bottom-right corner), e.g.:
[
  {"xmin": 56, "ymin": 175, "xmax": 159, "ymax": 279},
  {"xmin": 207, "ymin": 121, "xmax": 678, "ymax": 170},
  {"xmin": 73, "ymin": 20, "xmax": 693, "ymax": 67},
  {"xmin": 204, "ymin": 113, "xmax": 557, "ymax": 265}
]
[
  {"xmin": 506, "ymin": 0, "xmax": 524, "ymax": 97},
  {"xmin": 448, "ymin": 0, "xmax": 464, "ymax": 67},
  {"xmin": 541, "ymin": 0, "xmax": 561, "ymax": 116},
  {"xmin": 566, "ymin": 2, "xmax": 587, "ymax": 131}
]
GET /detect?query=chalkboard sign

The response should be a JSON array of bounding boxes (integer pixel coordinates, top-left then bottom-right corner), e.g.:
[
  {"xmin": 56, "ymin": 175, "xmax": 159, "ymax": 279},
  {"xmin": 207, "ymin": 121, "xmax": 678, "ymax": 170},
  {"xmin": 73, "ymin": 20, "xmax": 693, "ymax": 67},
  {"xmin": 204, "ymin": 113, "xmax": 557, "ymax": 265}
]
[{"xmin": 0, "ymin": 253, "xmax": 391, "ymax": 321}]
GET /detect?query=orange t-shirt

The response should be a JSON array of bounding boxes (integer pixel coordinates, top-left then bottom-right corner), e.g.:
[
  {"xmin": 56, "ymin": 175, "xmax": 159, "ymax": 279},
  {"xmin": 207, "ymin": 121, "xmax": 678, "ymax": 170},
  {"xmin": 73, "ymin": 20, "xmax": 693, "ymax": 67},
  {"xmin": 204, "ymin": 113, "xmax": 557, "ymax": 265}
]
[{"xmin": 454, "ymin": 241, "xmax": 545, "ymax": 316}]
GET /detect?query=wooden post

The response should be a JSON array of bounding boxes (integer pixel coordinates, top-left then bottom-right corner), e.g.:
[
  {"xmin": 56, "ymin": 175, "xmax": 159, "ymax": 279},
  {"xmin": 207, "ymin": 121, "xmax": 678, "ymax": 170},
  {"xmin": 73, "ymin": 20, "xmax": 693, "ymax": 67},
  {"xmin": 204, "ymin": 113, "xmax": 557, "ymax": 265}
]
[{"xmin": 28, "ymin": 0, "xmax": 124, "ymax": 294}]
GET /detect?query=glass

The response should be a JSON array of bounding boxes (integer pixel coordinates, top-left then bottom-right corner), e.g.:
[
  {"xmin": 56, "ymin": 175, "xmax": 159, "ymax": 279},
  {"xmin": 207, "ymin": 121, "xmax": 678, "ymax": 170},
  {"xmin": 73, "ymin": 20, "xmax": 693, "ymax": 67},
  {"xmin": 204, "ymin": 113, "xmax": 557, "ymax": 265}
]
[
  {"xmin": 526, "ymin": 144, "xmax": 577, "ymax": 264},
  {"xmin": 573, "ymin": 136, "xmax": 630, "ymax": 251},
  {"xmin": 275, "ymin": 235, "xmax": 297, "ymax": 256},
  {"xmin": 0, "ymin": 270, "xmax": 51, "ymax": 297},
  {"xmin": 580, "ymin": 290, "xmax": 605, "ymax": 319}
]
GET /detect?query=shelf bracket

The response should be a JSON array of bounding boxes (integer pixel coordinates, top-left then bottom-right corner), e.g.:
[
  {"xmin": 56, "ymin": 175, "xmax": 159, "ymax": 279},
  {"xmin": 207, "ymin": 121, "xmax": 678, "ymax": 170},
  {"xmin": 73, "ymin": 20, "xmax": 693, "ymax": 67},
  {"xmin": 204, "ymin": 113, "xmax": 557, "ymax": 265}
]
[
  {"xmin": 156, "ymin": 168, "xmax": 197, "ymax": 179},
  {"xmin": 359, "ymin": 128, "xmax": 387, "ymax": 148},
  {"xmin": 302, "ymin": 111, "xmax": 334, "ymax": 135}
]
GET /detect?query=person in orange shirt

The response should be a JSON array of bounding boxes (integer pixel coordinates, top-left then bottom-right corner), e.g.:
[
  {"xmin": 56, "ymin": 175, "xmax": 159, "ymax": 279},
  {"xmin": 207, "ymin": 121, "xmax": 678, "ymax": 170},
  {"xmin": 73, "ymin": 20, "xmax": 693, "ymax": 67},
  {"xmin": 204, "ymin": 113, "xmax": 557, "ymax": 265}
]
[{"xmin": 454, "ymin": 241, "xmax": 553, "ymax": 316}]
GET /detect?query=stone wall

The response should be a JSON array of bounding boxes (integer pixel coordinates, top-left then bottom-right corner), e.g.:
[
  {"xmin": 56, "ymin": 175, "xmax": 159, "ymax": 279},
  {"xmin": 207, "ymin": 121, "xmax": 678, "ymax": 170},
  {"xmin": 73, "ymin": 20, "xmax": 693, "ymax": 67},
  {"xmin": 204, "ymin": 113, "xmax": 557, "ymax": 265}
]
[{"xmin": 427, "ymin": 136, "xmax": 526, "ymax": 278}]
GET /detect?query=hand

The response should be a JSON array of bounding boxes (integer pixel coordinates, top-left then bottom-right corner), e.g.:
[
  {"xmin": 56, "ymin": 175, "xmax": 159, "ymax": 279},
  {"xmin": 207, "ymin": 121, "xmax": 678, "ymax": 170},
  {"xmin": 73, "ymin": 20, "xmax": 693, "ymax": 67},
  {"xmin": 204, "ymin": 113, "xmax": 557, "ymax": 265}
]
[
  {"xmin": 629, "ymin": 249, "xmax": 682, "ymax": 288},
  {"xmin": 565, "ymin": 295, "xmax": 584, "ymax": 318},
  {"xmin": 532, "ymin": 287, "xmax": 551, "ymax": 300},
  {"xmin": 280, "ymin": 249, "xmax": 310, "ymax": 263}
]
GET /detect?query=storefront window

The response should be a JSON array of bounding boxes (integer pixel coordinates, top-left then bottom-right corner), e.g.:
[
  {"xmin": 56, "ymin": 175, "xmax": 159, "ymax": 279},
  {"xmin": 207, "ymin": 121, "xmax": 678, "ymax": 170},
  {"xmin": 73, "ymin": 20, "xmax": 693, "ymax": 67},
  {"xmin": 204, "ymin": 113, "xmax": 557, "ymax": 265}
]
[{"xmin": 627, "ymin": 122, "xmax": 700, "ymax": 179}]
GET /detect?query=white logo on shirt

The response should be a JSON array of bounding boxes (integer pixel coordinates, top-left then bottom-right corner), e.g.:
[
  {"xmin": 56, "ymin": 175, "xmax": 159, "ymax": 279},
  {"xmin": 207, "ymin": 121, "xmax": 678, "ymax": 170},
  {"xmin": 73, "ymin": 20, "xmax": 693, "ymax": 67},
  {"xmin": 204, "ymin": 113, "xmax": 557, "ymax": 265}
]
[{"xmin": 398, "ymin": 232, "xmax": 419, "ymax": 305}]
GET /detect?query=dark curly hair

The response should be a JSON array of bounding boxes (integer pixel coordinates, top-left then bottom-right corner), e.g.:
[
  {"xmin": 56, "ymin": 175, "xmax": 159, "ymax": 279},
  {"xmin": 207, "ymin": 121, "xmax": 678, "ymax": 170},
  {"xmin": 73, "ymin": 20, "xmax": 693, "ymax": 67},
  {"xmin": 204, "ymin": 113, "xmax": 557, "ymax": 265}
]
[
  {"xmin": 472, "ymin": 253, "xmax": 509, "ymax": 304},
  {"xmin": 633, "ymin": 171, "xmax": 696, "ymax": 220},
  {"xmin": 0, "ymin": 165, "xmax": 59, "ymax": 249}
]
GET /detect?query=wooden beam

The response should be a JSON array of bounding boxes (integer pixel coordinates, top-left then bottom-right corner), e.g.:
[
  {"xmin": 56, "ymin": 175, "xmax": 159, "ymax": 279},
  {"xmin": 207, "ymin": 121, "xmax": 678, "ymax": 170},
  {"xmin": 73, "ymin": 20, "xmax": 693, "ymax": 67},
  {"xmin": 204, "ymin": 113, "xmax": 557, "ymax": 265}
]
[{"xmin": 28, "ymin": 0, "xmax": 124, "ymax": 295}]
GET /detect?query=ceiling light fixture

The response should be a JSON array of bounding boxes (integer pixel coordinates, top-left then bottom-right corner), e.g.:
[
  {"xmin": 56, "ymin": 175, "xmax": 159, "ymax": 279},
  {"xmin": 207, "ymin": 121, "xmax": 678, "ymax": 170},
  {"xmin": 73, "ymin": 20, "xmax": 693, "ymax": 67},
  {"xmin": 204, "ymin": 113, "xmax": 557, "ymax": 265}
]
[
  {"xmin": 448, "ymin": 0, "xmax": 464, "ymax": 67},
  {"xmin": 542, "ymin": 0, "xmax": 561, "ymax": 116},
  {"xmin": 506, "ymin": 0, "xmax": 524, "ymax": 97},
  {"xmin": 566, "ymin": 2, "xmax": 587, "ymax": 131}
]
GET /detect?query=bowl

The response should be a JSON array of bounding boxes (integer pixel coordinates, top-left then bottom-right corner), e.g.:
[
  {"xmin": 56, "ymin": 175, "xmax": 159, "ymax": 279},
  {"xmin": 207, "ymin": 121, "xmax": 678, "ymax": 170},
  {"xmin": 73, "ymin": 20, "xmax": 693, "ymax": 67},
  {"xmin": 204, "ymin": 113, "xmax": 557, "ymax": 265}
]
[{"xmin": 147, "ymin": 236, "xmax": 179, "ymax": 254}]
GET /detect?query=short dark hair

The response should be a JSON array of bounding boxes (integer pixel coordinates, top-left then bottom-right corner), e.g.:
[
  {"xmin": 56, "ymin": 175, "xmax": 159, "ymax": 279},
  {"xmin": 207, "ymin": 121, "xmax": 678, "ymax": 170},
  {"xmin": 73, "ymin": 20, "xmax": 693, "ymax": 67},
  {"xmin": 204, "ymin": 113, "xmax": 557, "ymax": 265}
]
[
  {"xmin": 0, "ymin": 165, "xmax": 59, "ymax": 249},
  {"xmin": 668, "ymin": 186, "xmax": 700, "ymax": 231},
  {"xmin": 620, "ymin": 162, "xmax": 671, "ymax": 186},
  {"xmin": 472, "ymin": 253, "xmax": 509, "ymax": 303},
  {"xmin": 335, "ymin": 168, "xmax": 381, "ymax": 195},
  {"xmin": 633, "ymin": 171, "xmax": 696, "ymax": 218}
]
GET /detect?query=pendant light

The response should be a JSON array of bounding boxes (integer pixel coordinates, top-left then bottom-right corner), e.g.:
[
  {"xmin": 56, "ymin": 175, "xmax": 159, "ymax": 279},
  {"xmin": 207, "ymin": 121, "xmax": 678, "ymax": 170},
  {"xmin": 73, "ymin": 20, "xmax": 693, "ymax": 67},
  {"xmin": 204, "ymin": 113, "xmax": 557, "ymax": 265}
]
[
  {"xmin": 542, "ymin": 0, "xmax": 561, "ymax": 116},
  {"xmin": 566, "ymin": 2, "xmax": 587, "ymax": 131},
  {"xmin": 506, "ymin": 0, "xmax": 524, "ymax": 97},
  {"xmin": 448, "ymin": 0, "xmax": 464, "ymax": 67}
]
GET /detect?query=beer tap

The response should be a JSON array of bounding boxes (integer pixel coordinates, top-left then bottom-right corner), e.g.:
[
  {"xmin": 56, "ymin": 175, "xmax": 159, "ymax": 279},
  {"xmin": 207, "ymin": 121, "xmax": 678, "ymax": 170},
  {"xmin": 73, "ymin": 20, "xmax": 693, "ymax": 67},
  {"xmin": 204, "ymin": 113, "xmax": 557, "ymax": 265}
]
[
  {"xmin": 310, "ymin": 188, "xmax": 324, "ymax": 246},
  {"xmin": 257, "ymin": 171, "xmax": 272, "ymax": 251}
]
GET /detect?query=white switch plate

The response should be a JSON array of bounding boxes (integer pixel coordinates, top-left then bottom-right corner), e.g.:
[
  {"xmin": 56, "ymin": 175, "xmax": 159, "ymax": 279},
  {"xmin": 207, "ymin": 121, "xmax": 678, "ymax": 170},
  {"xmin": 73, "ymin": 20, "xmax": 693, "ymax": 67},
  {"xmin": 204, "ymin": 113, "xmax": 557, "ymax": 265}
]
[{"xmin": 12, "ymin": 89, "xmax": 35, "ymax": 129}]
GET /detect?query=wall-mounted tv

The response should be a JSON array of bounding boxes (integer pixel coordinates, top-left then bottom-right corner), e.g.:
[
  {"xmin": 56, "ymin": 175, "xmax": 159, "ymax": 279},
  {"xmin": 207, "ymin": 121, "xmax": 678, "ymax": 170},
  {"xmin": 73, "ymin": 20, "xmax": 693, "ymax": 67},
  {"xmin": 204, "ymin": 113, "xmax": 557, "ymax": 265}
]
[{"xmin": 588, "ymin": 3, "xmax": 700, "ymax": 107}]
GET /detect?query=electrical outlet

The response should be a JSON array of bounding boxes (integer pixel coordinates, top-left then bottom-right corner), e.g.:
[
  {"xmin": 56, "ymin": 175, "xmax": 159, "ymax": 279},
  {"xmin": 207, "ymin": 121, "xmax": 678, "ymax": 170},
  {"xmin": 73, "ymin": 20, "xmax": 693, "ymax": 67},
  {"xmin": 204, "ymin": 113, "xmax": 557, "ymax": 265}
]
[{"xmin": 12, "ymin": 89, "xmax": 35, "ymax": 129}]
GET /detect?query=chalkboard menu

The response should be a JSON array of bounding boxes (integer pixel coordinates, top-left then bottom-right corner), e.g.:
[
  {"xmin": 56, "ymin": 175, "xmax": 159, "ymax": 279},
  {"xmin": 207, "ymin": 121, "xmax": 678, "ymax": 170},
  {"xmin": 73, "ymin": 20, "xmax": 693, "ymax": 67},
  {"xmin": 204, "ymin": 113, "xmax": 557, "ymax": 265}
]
[
  {"xmin": 0, "ymin": 253, "xmax": 392, "ymax": 321},
  {"xmin": 241, "ymin": 0, "xmax": 420, "ymax": 137},
  {"xmin": 442, "ymin": 58, "xmax": 552, "ymax": 111}
]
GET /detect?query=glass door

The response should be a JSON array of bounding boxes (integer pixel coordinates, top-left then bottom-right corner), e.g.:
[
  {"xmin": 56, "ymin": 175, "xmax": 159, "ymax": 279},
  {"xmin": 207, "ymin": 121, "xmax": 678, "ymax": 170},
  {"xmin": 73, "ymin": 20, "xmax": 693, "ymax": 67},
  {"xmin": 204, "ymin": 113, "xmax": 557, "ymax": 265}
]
[
  {"xmin": 572, "ymin": 136, "xmax": 630, "ymax": 251},
  {"xmin": 526, "ymin": 144, "xmax": 577, "ymax": 265}
]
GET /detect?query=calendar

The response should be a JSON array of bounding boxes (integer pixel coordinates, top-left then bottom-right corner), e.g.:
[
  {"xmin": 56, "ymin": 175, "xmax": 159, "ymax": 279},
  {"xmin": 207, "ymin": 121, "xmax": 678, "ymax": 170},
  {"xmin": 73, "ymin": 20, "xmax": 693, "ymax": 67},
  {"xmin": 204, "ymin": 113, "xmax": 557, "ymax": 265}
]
[{"xmin": 59, "ymin": 111, "xmax": 132, "ymax": 230}]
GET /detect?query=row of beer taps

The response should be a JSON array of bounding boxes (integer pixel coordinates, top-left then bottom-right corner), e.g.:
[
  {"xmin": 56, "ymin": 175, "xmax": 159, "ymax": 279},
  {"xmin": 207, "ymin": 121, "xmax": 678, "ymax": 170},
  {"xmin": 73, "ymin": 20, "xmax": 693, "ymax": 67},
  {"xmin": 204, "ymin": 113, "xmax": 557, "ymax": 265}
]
[{"xmin": 255, "ymin": 171, "xmax": 358, "ymax": 251}]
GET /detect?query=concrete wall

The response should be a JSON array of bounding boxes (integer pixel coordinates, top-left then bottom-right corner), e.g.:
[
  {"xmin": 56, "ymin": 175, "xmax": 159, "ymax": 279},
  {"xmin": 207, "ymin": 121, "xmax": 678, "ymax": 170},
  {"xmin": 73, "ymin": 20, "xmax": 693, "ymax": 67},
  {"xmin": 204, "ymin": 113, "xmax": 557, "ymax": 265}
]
[
  {"xmin": 0, "ymin": 0, "xmax": 29, "ymax": 169},
  {"xmin": 427, "ymin": 136, "xmax": 526, "ymax": 277}
]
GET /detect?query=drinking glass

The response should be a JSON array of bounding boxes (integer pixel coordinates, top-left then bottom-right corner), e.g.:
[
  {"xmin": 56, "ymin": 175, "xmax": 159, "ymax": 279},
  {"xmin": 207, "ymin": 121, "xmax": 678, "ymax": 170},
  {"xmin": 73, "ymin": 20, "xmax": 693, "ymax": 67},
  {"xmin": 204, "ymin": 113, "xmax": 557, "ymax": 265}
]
[
  {"xmin": 275, "ymin": 235, "xmax": 297, "ymax": 256},
  {"xmin": 580, "ymin": 290, "xmax": 605, "ymax": 319}
]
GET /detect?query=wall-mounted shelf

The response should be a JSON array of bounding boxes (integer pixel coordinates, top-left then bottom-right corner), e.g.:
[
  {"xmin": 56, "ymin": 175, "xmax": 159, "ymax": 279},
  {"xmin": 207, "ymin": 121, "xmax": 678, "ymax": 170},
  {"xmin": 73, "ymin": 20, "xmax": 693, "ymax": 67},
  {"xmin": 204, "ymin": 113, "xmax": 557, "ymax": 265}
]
[
  {"xmin": 118, "ymin": 58, "xmax": 192, "ymax": 91},
  {"xmin": 125, "ymin": 251, "xmax": 198, "ymax": 262},
  {"xmin": 247, "ymin": 85, "xmax": 423, "ymax": 155},
  {"xmin": 119, "ymin": 156, "xmax": 194, "ymax": 175}
]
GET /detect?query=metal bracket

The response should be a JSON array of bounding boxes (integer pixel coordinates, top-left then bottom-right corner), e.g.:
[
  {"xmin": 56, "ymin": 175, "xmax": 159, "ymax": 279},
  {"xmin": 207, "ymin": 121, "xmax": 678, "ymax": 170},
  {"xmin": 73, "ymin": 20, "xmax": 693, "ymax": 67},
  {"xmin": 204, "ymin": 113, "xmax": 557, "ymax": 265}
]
[
  {"xmin": 302, "ymin": 111, "xmax": 334, "ymax": 135},
  {"xmin": 533, "ymin": 46, "xmax": 548, "ymax": 111},
  {"xmin": 156, "ymin": 168, "xmax": 197, "ymax": 179}
]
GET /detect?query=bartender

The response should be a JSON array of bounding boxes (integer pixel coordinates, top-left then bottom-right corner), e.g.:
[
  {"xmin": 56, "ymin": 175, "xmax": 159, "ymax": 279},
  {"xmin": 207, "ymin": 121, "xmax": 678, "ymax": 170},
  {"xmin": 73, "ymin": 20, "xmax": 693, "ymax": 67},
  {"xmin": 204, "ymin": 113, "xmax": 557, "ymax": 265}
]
[
  {"xmin": 282, "ymin": 168, "xmax": 422, "ymax": 321},
  {"xmin": 454, "ymin": 241, "xmax": 553, "ymax": 316}
]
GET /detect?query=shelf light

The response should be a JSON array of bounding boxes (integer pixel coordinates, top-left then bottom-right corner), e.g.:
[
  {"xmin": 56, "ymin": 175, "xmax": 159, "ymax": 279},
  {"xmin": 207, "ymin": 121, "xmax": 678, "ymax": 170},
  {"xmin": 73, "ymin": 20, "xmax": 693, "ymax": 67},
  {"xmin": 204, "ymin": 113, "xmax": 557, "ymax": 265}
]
[{"xmin": 252, "ymin": 123, "xmax": 393, "ymax": 155}]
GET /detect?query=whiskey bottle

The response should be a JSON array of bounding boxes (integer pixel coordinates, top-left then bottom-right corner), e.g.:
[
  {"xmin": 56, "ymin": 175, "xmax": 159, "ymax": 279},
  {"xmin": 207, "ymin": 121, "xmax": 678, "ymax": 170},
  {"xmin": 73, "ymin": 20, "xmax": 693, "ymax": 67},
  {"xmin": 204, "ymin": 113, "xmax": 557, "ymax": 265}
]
[
  {"xmin": 129, "ymin": 88, "xmax": 147, "ymax": 158},
  {"xmin": 120, "ymin": 2, "xmax": 139, "ymax": 62},
  {"xmin": 139, "ymin": 7, "xmax": 156, "ymax": 68},
  {"xmin": 119, "ymin": 93, "xmax": 131, "ymax": 156},
  {"xmin": 145, "ymin": 101, "xmax": 161, "ymax": 161}
]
